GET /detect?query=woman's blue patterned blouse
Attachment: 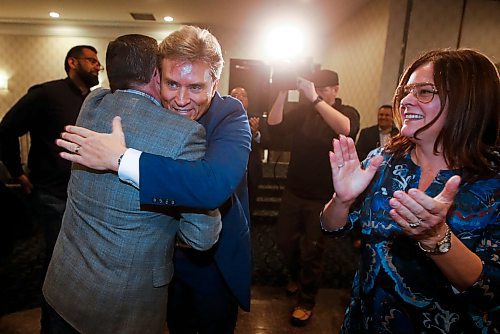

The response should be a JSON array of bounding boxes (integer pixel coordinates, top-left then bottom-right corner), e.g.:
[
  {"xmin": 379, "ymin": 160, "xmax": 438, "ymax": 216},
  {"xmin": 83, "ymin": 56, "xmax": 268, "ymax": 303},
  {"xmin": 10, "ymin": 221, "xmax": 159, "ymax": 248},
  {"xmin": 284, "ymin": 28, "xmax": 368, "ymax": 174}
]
[{"xmin": 324, "ymin": 149, "xmax": 499, "ymax": 333}]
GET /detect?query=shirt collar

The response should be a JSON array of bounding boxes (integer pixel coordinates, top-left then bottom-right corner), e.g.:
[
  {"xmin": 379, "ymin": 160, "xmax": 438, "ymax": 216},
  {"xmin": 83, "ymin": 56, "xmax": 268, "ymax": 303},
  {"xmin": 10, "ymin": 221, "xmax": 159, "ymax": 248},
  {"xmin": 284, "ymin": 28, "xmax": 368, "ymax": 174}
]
[{"xmin": 117, "ymin": 89, "xmax": 162, "ymax": 107}]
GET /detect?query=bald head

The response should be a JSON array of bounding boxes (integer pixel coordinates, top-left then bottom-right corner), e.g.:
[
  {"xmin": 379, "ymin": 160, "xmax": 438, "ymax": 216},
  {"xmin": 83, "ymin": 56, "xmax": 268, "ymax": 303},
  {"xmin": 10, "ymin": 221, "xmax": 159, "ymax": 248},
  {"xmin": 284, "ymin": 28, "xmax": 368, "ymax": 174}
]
[{"xmin": 230, "ymin": 87, "xmax": 249, "ymax": 110}]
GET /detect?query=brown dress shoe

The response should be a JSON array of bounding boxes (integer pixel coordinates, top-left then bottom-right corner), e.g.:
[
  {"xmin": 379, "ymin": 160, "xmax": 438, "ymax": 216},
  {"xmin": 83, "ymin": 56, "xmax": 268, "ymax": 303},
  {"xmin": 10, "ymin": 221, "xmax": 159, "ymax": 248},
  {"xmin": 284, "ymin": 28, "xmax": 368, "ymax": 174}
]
[{"xmin": 290, "ymin": 306, "xmax": 312, "ymax": 326}]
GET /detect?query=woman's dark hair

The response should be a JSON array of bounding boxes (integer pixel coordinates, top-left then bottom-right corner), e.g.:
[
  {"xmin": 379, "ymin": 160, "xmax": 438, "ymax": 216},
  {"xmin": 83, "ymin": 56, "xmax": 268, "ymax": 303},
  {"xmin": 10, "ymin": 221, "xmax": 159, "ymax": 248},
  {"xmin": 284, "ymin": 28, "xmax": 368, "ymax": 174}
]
[{"xmin": 387, "ymin": 48, "xmax": 499, "ymax": 181}]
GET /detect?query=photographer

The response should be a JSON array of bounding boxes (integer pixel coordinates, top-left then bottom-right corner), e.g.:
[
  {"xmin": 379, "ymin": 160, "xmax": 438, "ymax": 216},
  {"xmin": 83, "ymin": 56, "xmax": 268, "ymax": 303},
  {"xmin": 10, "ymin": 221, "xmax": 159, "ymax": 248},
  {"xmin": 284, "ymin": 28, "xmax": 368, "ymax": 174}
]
[{"xmin": 267, "ymin": 69, "xmax": 360, "ymax": 326}]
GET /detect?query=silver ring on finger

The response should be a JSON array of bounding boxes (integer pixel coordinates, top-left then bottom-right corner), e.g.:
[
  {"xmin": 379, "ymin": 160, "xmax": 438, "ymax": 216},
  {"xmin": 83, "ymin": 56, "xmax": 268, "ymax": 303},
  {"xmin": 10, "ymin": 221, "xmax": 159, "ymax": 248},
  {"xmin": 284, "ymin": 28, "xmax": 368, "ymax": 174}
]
[
  {"xmin": 409, "ymin": 218, "xmax": 423, "ymax": 228},
  {"xmin": 337, "ymin": 163, "xmax": 345, "ymax": 168},
  {"xmin": 74, "ymin": 145, "xmax": 81, "ymax": 154}
]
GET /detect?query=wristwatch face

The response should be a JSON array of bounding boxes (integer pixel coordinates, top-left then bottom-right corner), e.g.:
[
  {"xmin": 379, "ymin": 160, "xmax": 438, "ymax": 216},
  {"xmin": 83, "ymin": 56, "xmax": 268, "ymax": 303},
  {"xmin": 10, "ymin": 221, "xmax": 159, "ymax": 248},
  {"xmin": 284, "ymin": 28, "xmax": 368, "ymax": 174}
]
[{"xmin": 438, "ymin": 242, "xmax": 451, "ymax": 253}]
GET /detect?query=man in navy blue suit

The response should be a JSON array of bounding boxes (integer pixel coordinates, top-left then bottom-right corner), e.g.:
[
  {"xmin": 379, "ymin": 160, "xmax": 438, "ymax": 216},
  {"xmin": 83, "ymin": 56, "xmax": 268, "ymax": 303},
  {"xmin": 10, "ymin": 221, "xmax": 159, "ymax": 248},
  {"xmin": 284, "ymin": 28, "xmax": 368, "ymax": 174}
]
[
  {"xmin": 355, "ymin": 104, "xmax": 398, "ymax": 161},
  {"xmin": 56, "ymin": 25, "xmax": 252, "ymax": 333}
]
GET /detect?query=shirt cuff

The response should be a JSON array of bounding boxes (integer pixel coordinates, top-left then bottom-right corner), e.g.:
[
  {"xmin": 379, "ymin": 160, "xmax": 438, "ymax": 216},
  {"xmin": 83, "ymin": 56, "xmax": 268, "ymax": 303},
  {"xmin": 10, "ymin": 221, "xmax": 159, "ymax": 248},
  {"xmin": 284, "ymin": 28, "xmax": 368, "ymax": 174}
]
[{"xmin": 117, "ymin": 148, "xmax": 142, "ymax": 189}]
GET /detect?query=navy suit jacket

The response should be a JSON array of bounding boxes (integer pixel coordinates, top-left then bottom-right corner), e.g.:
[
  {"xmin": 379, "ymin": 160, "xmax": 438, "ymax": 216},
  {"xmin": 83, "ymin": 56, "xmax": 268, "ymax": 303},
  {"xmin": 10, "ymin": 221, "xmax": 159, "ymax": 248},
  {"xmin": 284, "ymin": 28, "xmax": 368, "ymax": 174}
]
[
  {"xmin": 356, "ymin": 124, "xmax": 398, "ymax": 161},
  {"xmin": 139, "ymin": 92, "xmax": 252, "ymax": 311}
]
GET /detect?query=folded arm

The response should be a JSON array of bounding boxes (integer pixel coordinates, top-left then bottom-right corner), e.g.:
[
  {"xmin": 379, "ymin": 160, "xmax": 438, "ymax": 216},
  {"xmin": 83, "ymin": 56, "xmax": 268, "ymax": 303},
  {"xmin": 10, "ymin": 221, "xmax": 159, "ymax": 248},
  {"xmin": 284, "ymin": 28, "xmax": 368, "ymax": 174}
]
[{"xmin": 178, "ymin": 208, "xmax": 222, "ymax": 250}]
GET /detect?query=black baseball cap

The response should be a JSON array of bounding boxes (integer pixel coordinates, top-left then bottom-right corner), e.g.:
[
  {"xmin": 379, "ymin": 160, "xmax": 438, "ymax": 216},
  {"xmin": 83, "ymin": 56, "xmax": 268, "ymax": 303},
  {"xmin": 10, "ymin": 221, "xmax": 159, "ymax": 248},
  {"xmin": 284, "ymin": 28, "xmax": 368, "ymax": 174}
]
[{"xmin": 310, "ymin": 69, "xmax": 339, "ymax": 87}]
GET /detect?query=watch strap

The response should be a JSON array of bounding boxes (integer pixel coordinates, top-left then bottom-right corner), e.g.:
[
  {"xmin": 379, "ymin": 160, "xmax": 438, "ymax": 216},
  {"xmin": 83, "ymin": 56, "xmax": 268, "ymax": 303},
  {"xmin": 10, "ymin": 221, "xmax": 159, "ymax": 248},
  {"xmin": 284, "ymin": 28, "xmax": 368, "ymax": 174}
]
[
  {"xmin": 417, "ymin": 225, "xmax": 452, "ymax": 255},
  {"xmin": 312, "ymin": 95, "xmax": 323, "ymax": 106}
]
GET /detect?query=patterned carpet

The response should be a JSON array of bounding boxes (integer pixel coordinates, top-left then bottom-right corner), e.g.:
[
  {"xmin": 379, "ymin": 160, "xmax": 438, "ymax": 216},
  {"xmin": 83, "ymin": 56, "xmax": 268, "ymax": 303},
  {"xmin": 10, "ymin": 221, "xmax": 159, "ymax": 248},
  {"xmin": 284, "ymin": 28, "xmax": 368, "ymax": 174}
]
[
  {"xmin": 250, "ymin": 215, "xmax": 359, "ymax": 288},
  {"xmin": 0, "ymin": 213, "xmax": 359, "ymax": 317},
  {"xmin": 0, "ymin": 224, "xmax": 45, "ymax": 316}
]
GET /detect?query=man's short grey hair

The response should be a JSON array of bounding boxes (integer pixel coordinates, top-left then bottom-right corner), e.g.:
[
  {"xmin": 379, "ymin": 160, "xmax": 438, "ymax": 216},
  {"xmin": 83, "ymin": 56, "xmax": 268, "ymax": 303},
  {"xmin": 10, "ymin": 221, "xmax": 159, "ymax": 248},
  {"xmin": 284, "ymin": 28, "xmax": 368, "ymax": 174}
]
[{"xmin": 159, "ymin": 25, "xmax": 224, "ymax": 80}]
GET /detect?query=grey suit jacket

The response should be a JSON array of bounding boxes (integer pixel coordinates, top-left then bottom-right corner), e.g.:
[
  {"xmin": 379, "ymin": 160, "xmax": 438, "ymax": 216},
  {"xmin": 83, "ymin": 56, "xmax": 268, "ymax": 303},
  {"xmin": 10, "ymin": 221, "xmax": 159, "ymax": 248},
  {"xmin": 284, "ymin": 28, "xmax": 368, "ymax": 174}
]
[{"xmin": 43, "ymin": 89, "xmax": 221, "ymax": 334}]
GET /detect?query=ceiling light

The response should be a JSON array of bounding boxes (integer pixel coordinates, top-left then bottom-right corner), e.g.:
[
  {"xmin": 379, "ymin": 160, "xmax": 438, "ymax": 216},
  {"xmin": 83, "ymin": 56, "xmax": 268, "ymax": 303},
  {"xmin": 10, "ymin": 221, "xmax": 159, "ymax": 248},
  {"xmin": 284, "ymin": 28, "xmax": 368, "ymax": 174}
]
[
  {"xmin": 49, "ymin": 12, "xmax": 60, "ymax": 18},
  {"xmin": 163, "ymin": 16, "xmax": 174, "ymax": 22},
  {"xmin": 266, "ymin": 25, "xmax": 305, "ymax": 61},
  {"xmin": 0, "ymin": 72, "xmax": 9, "ymax": 91}
]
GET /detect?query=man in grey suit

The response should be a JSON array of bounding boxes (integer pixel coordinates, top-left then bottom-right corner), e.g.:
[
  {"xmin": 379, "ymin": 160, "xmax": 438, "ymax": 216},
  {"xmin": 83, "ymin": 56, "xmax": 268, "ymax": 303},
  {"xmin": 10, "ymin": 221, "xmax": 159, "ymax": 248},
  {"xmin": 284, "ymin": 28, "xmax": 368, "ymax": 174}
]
[{"xmin": 42, "ymin": 34, "xmax": 221, "ymax": 334}]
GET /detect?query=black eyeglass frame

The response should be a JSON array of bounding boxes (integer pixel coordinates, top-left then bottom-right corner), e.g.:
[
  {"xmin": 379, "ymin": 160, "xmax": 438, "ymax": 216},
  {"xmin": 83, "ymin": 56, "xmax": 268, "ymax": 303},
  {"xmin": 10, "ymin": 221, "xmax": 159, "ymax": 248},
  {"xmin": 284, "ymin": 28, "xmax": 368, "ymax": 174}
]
[{"xmin": 74, "ymin": 57, "xmax": 104, "ymax": 70}]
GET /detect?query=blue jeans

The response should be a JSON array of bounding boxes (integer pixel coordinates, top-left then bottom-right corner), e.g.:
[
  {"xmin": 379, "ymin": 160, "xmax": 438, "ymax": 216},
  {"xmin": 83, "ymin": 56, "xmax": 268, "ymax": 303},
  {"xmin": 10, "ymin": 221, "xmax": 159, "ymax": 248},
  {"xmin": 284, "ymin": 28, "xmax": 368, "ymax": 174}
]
[{"xmin": 31, "ymin": 188, "xmax": 66, "ymax": 274}]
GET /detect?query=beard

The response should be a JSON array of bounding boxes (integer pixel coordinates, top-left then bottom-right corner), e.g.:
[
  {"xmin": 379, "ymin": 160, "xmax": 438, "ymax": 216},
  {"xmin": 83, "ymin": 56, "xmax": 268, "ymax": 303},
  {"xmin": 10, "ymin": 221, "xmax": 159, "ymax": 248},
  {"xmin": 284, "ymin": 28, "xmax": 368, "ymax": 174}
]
[{"xmin": 77, "ymin": 67, "xmax": 99, "ymax": 88}]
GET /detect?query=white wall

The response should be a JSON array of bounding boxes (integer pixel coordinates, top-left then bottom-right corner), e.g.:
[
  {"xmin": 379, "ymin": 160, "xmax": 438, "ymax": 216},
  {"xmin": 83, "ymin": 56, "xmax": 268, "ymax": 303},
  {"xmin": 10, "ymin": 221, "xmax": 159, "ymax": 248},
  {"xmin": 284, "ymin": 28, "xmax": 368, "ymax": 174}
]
[
  {"xmin": 321, "ymin": 0, "xmax": 391, "ymax": 129},
  {"xmin": 332, "ymin": 0, "xmax": 500, "ymax": 130}
]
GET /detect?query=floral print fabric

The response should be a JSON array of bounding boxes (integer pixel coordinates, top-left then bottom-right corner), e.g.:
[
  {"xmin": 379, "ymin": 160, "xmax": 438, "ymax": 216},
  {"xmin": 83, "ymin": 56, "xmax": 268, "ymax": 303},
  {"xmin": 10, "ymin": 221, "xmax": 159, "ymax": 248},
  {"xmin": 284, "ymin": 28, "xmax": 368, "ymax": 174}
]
[{"xmin": 325, "ymin": 149, "xmax": 499, "ymax": 333}]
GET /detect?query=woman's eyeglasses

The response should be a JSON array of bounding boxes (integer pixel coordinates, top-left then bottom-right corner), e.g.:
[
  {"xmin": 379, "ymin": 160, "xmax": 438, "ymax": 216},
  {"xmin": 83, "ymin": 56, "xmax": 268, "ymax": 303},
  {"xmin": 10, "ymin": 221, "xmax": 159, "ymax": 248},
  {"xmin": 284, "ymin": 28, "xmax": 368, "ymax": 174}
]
[{"xmin": 397, "ymin": 83, "xmax": 438, "ymax": 104}]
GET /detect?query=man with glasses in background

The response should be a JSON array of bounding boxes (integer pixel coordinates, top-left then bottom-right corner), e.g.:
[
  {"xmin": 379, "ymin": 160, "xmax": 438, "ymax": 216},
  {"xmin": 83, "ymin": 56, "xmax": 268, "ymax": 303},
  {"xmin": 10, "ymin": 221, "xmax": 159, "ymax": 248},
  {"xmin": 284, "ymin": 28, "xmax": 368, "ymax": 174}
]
[{"xmin": 0, "ymin": 44, "xmax": 101, "ymax": 329}]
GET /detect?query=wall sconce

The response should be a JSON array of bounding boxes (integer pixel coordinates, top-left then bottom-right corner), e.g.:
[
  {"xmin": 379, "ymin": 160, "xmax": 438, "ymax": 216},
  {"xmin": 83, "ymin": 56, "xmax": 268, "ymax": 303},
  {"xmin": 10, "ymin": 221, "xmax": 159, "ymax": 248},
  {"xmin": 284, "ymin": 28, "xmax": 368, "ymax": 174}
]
[{"xmin": 0, "ymin": 73, "xmax": 8, "ymax": 91}]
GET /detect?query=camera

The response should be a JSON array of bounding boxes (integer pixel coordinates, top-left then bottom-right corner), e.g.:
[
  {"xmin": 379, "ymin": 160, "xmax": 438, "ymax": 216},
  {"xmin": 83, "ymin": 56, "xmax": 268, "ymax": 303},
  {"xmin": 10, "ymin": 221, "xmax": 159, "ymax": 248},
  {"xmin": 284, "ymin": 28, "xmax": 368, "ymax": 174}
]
[
  {"xmin": 272, "ymin": 68, "xmax": 298, "ymax": 91},
  {"xmin": 271, "ymin": 59, "xmax": 316, "ymax": 91}
]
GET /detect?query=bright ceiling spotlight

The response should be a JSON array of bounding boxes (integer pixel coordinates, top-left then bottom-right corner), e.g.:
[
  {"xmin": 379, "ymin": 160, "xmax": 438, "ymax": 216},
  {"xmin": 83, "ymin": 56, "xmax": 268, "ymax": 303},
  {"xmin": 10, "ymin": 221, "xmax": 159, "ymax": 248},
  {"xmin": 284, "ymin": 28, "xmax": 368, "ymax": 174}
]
[
  {"xmin": 163, "ymin": 16, "xmax": 174, "ymax": 22},
  {"xmin": 49, "ymin": 12, "xmax": 60, "ymax": 18},
  {"xmin": 265, "ymin": 25, "xmax": 305, "ymax": 62}
]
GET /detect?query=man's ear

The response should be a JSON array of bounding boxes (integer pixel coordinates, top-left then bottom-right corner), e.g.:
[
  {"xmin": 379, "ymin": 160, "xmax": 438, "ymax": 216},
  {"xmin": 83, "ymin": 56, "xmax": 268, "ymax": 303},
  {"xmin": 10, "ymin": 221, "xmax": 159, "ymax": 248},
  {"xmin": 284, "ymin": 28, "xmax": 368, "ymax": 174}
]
[
  {"xmin": 153, "ymin": 67, "xmax": 161, "ymax": 82},
  {"xmin": 211, "ymin": 79, "xmax": 219, "ymax": 97},
  {"xmin": 152, "ymin": 68, "xmax": 161, "ymax": 86},
  {"xmin": 67, "ymin": 57, "xmax": 78, "ymax": 71}
]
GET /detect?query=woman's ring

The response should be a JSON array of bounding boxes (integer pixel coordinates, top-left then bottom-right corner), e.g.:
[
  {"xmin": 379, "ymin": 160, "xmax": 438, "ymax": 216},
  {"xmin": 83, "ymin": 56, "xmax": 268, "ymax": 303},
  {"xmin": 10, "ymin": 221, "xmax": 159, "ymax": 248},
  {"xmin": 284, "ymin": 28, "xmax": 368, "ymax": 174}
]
[
  {"xmin": 337, "ymin": 163, "xmax": 345, "ymax": 168},
  {"xmin": 409, "ymin": 218, "xmax": 423, "ymax": 228},
  {"xmin": 74, "ymin": 145, "xmax": 81, "ymax": 154}
]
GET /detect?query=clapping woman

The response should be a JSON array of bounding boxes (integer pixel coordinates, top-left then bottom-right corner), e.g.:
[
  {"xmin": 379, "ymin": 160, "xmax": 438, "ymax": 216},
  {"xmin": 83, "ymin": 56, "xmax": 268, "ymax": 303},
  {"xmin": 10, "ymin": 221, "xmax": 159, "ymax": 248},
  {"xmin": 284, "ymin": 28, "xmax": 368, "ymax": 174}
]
[{"xmin": 321, "ymin": 49, "xmax": 499, "ymax": 333}]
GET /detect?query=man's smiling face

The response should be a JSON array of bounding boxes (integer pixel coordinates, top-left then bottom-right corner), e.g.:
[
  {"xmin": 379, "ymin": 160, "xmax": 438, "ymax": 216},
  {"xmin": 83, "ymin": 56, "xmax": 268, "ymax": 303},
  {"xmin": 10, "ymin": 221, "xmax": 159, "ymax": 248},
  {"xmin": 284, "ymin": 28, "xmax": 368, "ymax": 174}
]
[{"xmin": 160, "ymin": 58, "xmax": 218, "ymax": 120}]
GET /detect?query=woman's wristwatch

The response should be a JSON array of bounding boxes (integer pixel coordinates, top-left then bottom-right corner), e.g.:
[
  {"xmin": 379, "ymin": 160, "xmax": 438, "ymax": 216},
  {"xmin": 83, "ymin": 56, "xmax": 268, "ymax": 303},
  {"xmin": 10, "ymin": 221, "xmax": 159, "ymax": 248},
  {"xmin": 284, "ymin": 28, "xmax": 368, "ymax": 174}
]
[{"xmin": 417, "ymin": 224, "xmax": 452, "ymax": 255}]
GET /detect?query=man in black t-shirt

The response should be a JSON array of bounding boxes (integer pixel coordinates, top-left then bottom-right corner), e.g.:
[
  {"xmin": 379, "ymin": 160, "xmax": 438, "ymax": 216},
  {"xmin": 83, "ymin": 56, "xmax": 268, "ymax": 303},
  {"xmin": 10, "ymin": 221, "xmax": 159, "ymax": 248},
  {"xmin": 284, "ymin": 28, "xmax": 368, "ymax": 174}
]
[
  {"xmin": 0, "ymin": 44, "xmax": 101, "ymax": 291},
  {"xmin": 267, "ymin": 69, "xmax": 360, "ymax": 326}
]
